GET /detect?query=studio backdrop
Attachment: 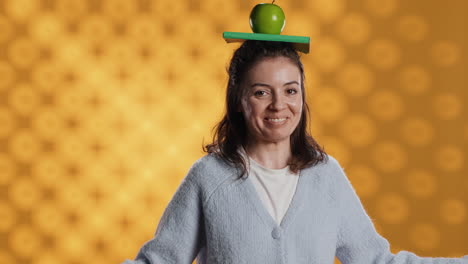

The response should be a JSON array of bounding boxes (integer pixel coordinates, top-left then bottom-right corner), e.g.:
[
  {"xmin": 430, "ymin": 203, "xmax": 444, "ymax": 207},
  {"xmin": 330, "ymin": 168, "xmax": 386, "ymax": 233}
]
[{"xmin": 0, "ymin": 0, "xmax": 466, "ymax": 263}]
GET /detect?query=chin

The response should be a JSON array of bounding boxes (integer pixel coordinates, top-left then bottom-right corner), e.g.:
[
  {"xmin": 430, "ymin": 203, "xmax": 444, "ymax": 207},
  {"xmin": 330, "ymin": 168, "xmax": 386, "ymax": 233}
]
[{"xmin": 262, "ymin": 134, "xmax": 291, "ymax": 144}]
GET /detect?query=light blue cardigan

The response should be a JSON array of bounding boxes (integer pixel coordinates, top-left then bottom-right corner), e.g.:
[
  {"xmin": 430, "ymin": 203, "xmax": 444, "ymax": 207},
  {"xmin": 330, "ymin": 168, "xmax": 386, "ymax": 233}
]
[{"xmin": 123, "ymin": 154, "xmax": 468, "ymax": 264}]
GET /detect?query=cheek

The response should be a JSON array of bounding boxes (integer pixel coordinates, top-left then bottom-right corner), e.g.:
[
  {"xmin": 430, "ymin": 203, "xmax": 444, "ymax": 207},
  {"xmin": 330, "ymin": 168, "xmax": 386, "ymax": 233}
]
[
  {"xmin": 242, "ymin": 102, "xmax": 263, "ymax": 134},
  {"xmin": 289, "ymin": 97, "xmax": 303, "ymax": 115},
  {"xmin": 242, "ymin": 98, "xmax": 265, "ymax": 119}
]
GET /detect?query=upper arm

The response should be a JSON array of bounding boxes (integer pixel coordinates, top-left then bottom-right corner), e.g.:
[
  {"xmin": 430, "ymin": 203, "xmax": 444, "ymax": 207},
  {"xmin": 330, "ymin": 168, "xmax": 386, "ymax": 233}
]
[{"xmin": 332, "ymin": 158, "xmax": 391, "ymax": 263}]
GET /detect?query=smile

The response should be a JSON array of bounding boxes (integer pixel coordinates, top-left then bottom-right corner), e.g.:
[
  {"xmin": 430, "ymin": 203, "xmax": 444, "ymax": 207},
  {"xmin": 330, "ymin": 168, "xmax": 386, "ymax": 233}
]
[
  {"xmin": 265, "ymin": 117, "xmax": 286, "ymax": 122},
  {"xmin": 265, "ymin": 117, "xmax": 288, "ymax": 123}
]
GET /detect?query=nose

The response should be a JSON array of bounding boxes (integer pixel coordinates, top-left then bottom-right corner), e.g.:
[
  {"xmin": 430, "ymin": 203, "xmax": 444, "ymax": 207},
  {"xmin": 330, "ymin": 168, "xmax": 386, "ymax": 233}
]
[{"xmin": 270, "ymin": 93, "xmax": 287, "ymax": 110}]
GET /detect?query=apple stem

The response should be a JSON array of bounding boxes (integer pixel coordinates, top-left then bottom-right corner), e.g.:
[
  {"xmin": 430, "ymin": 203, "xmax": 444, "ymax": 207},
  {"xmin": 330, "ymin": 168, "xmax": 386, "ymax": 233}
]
[{"xmin": 272, "ymin": 0, "xmax": 275, "ymax": 3}]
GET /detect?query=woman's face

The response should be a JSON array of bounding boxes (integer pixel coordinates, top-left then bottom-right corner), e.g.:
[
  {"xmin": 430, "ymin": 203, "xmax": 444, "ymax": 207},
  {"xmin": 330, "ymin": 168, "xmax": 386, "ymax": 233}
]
[{"xmin": 240, "ymin": 56, "xmax": 303, "ymax": 146}]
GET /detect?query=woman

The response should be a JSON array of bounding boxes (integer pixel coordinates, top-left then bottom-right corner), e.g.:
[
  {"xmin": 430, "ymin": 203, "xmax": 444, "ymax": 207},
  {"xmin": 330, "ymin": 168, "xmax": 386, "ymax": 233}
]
[{"xmin": 123, "ymin": 40, "xmax": 468, "ymax": 264}]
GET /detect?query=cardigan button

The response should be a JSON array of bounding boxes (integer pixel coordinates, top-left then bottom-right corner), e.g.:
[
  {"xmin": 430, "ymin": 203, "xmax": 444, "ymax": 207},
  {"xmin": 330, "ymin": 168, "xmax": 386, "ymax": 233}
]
[{"xmin": 271, "ymin": 227, "xmax": 281, "ymax": 239}]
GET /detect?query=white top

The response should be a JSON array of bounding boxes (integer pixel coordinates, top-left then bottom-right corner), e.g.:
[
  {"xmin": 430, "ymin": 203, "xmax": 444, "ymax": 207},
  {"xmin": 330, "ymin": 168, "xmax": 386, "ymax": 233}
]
[{"xmin": 247, "ymin": 156, "xmax": 299, "ymax": 225}]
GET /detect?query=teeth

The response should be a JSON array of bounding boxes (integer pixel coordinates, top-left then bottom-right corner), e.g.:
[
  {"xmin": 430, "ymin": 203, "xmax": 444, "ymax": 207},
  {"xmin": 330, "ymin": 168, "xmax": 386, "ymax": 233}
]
[{"xmin": 267, "ymin": 118, "xmax": 286, "ymax": 122}]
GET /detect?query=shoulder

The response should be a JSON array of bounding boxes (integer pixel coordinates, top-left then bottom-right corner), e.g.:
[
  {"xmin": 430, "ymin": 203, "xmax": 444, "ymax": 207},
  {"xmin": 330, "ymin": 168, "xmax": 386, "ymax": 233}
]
[
  {"xmin": 300, "ymin": 154, "xmax": 351, "ymax": 194},
  {"xmin": 189, "ymin": 153, "xmax": 238, "ymax": 177},
  {"xmin": 184, "ymin": 153, "xmax": 239, "ymax": 197},
  {"xmin": 324, "ymin": 154, "xmax": 344, "ymax": 171},
  {"xmin": 301, "ymin": 153, "xmax": 343, "ymax": 176}
]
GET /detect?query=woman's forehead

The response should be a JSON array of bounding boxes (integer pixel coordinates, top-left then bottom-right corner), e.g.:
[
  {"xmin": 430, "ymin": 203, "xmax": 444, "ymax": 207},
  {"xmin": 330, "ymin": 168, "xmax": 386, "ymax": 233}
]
[
  {"xmin": 250, "ymin": 56, "xmax": 299, "ymax": 70},
  {"xmin": 245, "ymin": 57, "xmax": 301, "ymax": 84}
]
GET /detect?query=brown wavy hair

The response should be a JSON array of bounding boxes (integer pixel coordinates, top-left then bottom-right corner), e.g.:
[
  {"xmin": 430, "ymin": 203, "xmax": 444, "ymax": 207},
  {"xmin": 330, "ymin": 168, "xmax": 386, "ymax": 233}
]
[{"xmin": 204, "ymin": 40, "xmax": 327, "ymax": 177}]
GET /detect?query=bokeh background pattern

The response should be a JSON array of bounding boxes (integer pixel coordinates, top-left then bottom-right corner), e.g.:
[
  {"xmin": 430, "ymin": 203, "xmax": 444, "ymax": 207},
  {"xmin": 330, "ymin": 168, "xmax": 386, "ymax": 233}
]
[{"xmin": 0, "ymin": 0, "xmax": 466, "ymax": 263}]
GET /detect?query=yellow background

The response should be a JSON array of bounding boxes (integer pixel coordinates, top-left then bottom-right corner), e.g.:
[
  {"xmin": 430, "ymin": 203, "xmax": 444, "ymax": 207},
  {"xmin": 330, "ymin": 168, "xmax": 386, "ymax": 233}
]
[{"xmin": 0, "ymin": 0, "xmax": 466, "ymax": 263}]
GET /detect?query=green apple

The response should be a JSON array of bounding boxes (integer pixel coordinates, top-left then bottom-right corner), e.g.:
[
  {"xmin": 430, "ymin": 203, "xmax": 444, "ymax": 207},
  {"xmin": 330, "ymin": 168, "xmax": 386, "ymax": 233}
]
[{"xmin": 249, "ymin": 3, "xmax": 286, "ymax": 34}]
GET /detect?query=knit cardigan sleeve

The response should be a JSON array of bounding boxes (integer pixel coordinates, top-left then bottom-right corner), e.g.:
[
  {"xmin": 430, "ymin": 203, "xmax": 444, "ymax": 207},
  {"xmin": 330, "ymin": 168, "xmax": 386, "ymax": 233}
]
[
  {"xmin": 121, "ymin": 162, "xmax": 205, "ymax": 264},
  {"xmin": 333, "ymin": 158, "xmax": 468, "ymax": 264}
]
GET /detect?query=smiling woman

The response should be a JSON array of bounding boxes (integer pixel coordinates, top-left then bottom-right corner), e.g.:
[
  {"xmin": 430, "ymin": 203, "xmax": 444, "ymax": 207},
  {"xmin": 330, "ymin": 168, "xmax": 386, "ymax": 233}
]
[
  {"xmin": 240, "ymin": 57, "xmax": 303, "ymax": 159},
  {"xmin": 204, "ymin": 40, "xmax": 327, "ymax": 176}
]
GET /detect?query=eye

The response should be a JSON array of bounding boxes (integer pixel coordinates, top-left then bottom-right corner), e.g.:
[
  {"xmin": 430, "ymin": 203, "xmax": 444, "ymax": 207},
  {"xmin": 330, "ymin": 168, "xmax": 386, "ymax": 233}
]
[
  {"xmin": 254, "ymin": 90, "xmax": 268, "ymax": 97},
  {"xmin": 287, "ymin": 88, "xmax": 298, "ymax": 95}
]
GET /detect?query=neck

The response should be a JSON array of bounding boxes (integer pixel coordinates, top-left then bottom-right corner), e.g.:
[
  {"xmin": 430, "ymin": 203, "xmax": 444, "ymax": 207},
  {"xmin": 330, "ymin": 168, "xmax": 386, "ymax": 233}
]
[{"xmin": 244, "ymin": 139, "xmax": 291, "ymax": 169}]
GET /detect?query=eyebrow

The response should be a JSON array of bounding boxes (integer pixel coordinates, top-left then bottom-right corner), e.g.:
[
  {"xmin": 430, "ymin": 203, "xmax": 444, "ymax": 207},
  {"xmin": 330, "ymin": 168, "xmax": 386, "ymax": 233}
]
[{"xmin": 250, "ymin": 81, "xmax": 300, "ymax": 88}]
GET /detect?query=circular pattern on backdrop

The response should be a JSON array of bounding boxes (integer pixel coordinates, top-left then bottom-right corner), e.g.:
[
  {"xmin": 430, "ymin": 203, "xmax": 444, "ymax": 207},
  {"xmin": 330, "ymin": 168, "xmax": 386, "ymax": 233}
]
[
  {"xmin": 78, "ymin": 14, "xmax": 114, "ymax": 41},
  {"xmin": 55, "ymin": 228, "xmax": 89, "ymax": 261},
  {"xmin": 0, "ymin": 15, "xmax": 14, "ymax": 43},
  {"xmin": 368, "ymin": 89, "xmax": 404, "ymax": 121},
  {"xmin": 7, "ymin": 82, "xmax": 42, "ymax": 116},
  {"xmin": 304, "ymin": 64, "xmax": 322, "ymax": 91},
  {"xmin": 127, "ymin": 15, "xmax": 164, "ymax": 43},
  {"xmin": 173, "ymin": 15, "xmax": 217, "ymax": 58},
  {"xmin": 31, "ymin": 202, "xmax": 66, "ymax": 237},
  {"xmin": 396, "ymin": 15, "xmax": 428, "ymax": 42},
  {"xmin": 345, "ymin": 164, "xmax": 380, "ymax": 197},
  {"xmin": 54, "ymin": 36, "xmax": 89, "ymax": 67},
  {"xmin": 409, "ymin": 223, "xmax": 440, "ymax": 250},
  {"xmin": 32, "ymin": 252, "xmax": 62, "ymax": 264},
  {"xmin": 0, "ymin": 106, "xmax": 16, "ymax": 139},
  {"xmin": 30, "ymin": 61, "xmax": 64, "ymax": 93},
  {"xmin": 0, "ymin": 61, "xmax": 16, "ymax": 91},
  {"xmin": 54, "ymin": 89, "xmax": 88, "ymax": 117},
  {"xmin": 432, "ymin": 93, "xmax": 462, "ymax": 120},
  {"xmin": 54, "ymin": 0, "xmax": 89, "ymax": 21},
  {"xmin": 319, "ymin": 136, "xmax": 351, "ymax": 167},
  {"xmin": 310, "ymin": 86, "xmax": 348, "ymax": 122},
  {"xmin": 398, "ymin": 65, "xmax": 431, "ymax": 95},
  {"xmin": 3, "ymin": 0, "xmax": 41, "ymax": 22},
  {"xmin": 8, "ymin": 177, "xmax": 43, "ymax": 211},
  {"xmin": 7, "ymin": 130, "xmax": 42, "ymax": 163},
  {"xmin": 434, "ymin": 145, "xmax": 464, "ymax": 172},
  {"xmin": 199, "ymin": 0, "xmax": 240, "ymax": 24},
  {"xmin": 372, "ymin": 141, "xmax": 408, "ymax": 172},
  {"xmin": 431, "ymin": 41, "xmax": 461, "ymax": 67},
  {"xmin": 310, "ymin": 37, "xmax": 346, "ymax": 72},
  {"xmin": 310, "ymin": 119, "xmax": 324, "ymax": 139},
  {"xmin": 291, "ymin": 12, "xmax": 321, "ymax": 40},
  {"xmin": 440, "ymin": 198, "xmax": 466, "ymax": 225},
  {"xmin": 8, "ymin": 225, "xmax": 43, "ymax": 258},
  {"xmin": 367, "ymin": 39, "xmax": 401, "ymax": 70},
  {"xmin": 29, "ymin": 12, "xmax": 65, "ymax": 46},
  {"xmin": 336, "ymin": 13, "xmax": 372, "ymax": 45},
  {"xmin": 339, "ymin": 113, "xmax": 377, "ymax": 147},
  {"xmin": 400, "ymin": 117, "xmax": 434, "ymax": 146},
  {"xmin": 405, "ymin": 169, "xmax": 438, "ymax": 198},
  {"xmin": 306, "ymin": 0, "xmax": 346, "ymax": 23},
  {"xmin": 465, "ymin": 124, "xmax": 468, "ymax": 141},
  {"xmin": 54, "ymin": 181, "xmax": 89, "ymax": 213},
  {"xmin": 31, "ymin": 155, "xmax": 64, "ymax": 188},
  {"xmin": 0, "ymin": 251, "xmax": 14, "ymax": 264},
  {"xmin": 336, "ymin": 62, "xmax": 374, "ymax": 97},
  {"xmin": 376, "ymin": 192, "xmax": 409, "ymax": 224},
  {"xmin": 0, "ymin": 200, "xmax": 16, "ymax": 232},
  {"xmin": 151, "ymin": 0, "xmax": 187, "ymax": 20},
  {"xmin": 365, "ymin": 0, "xmax": 399, "ymax": 18},
  {"xmin": 101, "ymin": 0, "xmax": 138, "ymax": 22},
  {"xmin": 30, "ymin": 107, "xmax": 64, "ymax": 140},
  {"xmin": 0, "ymin": 153, "xmax": 15, "ymax": 185}
]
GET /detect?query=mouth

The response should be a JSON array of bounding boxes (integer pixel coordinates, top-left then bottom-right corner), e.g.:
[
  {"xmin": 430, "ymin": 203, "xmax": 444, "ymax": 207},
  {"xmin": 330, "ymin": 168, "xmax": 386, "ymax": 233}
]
[{"xmin": 264, "ymin": 117, "xmax": 288, "ymax": 123}]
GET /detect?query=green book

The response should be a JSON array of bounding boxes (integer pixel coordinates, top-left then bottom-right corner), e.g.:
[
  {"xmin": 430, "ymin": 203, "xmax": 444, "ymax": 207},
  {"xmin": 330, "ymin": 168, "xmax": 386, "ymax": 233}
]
[{"xmin": 223, "ymin": 31, "xmax": 311, "ymax": 53}]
